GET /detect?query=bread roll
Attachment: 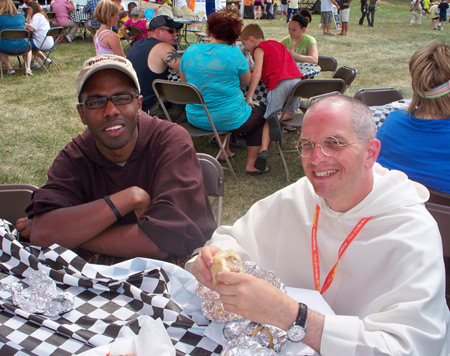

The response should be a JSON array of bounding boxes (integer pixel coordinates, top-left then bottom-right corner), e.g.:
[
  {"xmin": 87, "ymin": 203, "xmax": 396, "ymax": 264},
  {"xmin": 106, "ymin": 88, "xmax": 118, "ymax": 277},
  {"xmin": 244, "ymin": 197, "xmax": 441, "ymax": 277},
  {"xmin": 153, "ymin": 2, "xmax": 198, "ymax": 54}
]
[{"xmin": 211, "ymin": 250, "xmax": 243, "ymax": 285}]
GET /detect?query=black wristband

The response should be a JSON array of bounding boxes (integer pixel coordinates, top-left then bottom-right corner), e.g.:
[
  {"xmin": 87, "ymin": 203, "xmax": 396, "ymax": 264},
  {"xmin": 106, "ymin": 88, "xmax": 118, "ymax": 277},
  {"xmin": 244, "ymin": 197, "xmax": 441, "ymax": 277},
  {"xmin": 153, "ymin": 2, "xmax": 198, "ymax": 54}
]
[{"xmin": 104, "ymin": 195, "xmax": 122, "ymax": 221}]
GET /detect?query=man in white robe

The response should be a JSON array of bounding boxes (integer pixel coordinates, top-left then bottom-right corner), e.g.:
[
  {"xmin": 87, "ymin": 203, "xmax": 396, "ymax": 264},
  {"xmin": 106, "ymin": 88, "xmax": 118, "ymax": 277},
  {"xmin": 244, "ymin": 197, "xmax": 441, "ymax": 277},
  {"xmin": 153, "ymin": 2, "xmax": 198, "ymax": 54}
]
[{"xmin": 188, "ymin": 95, "xmax": 450, "ymax": 356}]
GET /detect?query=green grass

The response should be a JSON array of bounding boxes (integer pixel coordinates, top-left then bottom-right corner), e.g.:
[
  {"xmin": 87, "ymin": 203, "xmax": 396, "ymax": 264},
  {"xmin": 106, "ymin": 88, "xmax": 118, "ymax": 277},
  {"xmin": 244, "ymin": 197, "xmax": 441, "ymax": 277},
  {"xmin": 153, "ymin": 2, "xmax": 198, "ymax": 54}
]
[{"xmin": 0, "ymin": 0, "xmax": 446, "ymax": 224}]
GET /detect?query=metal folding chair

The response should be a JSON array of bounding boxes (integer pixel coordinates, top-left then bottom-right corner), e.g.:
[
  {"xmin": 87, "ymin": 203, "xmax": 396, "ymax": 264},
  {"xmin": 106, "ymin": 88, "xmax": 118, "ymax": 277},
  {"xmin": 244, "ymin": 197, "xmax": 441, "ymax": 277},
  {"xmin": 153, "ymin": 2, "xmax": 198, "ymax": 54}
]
[
  {"xmin": 0, "ymin": 184, "xmax": 38, "ymax": 225},
  {"xmin": 425, "ymin": 188, "xmax": 450, "ymax": 307},
  {"xmin": 333, "ymin": 66, "xmax": 358, "ymax": 93},
  {"xmin": 152, "ymin": 79, "xmax": 238, "ymax": 182},
  {"xmin": 317, "ymin": 55, "xmax": 338, "ymax": 74},
  {"xmin": 0, "ymin": 29, "xmax": 31, "ymax": 79},
  {"xmin": 354, "ymin": 87, "xmax": 404, "ymax": 106},
  {"xmin": 196, "ymin": 153, "xmax": 224, "ymax": 225},
  {"xmin": 35, "ymin": 27, "xmax": 65, "ymax": 72}
]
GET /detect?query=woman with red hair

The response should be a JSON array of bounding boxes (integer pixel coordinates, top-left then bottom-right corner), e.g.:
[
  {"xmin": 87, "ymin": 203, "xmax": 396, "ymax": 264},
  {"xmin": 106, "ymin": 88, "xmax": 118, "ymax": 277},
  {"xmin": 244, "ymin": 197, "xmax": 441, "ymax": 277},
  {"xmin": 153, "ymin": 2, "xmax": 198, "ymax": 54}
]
[{"xmin": 179, "ymin": 10, "xmax": 267, "ymax": 174}]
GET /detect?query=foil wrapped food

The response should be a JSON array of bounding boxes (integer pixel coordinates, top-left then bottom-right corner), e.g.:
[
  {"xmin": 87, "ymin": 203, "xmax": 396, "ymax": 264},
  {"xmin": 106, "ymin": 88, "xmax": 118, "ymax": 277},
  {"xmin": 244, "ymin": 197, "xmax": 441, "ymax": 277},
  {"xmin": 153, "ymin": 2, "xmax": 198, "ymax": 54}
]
[
  {"xmin": 0, "ymin": 270, "xmax": 74, "ymax": 317},
  {"xmin": 196, "ymin": 261, "xmax": 285, "ymax": 323},
  {"xmin": 196, "ymin": 261, "xmax": 289, "ymax": 354}
]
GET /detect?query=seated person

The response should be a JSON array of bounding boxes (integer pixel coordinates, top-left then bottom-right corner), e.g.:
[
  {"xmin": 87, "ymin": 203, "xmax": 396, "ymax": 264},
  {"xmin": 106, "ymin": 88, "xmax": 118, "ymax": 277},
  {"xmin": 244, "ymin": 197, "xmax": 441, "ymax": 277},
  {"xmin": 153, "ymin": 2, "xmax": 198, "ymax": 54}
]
[
  {"xmin": 16, "ymin": 55, "xmax": 217, "ymax": 267},
  {"xmin": 117, "ymin": 1, "xmax": 137, "ymax": 39},
  {"xmin": 189, "ymin": 95, "xmax": 450, "ymax": 356},
  {"xmin": 127, "ymin": 15, "xmax": 184, "ymax": 120},
  {"xmin": 83, "ymin": 0, "xmax": 101, "ymax": 34},
  {"xmin": 241, "ymin": 23, "xmax": 304, "ymax": 172},
  {"xmin": 25, "ymin": 1, "xmax": 54, "ymax": 70},
  {"xmin": 377, "ymin": 40, "xmax": 450, "ymax": 194},
  {"xmin": 93, "ymin": 0, "xmax": 125, "ymax": 56},
  {"xmin": 121, "ymin": 7, "xmax": 149, "ymax": 43},
  {"xmin": 281, "ymin": 10, "xmax": 318, "ymax": 64},
  {"xmin": 0, "ymin": 0, "xmax": 32, "ymax": 75},
  {"xmin": 179, "ymin": 10, "xmax": 267, "ymax": 174},
  {"xmin": 50, "ymin": 0, "xmax": 79, "ymax": 43}
]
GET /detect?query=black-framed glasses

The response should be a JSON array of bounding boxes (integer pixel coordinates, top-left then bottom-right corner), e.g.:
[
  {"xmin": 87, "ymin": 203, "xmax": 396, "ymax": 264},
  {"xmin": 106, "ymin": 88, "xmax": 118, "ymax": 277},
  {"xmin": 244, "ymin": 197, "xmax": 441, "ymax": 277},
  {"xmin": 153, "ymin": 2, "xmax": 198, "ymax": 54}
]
[
  {"xmin": 81, "ymin": 93, "xmax": 139, "ymax": 110},
  {"xmin": 159, "ymin": 27, "xmax": 175, "ymax": 34},
  {"xmin": 297, "ymin": 136, "xmax": 368, "ymax": 157}
]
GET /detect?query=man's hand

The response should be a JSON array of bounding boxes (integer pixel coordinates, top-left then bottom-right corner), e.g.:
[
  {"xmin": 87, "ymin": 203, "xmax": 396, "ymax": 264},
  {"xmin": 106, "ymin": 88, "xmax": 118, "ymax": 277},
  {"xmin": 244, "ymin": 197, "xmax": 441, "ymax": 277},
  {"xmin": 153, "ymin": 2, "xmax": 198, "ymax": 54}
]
[
  {"xmin": 214, "ymin": 272, "xmax": 299, "ymax": 330},
  {"xmin": 120, "ymin": 186, "xmax": 150, "ymax": 220},
  {"xmin": 192, "ymin": 246, "xmax": 222, "ymax": 290},
  {"xmin": 15, "ymin": 217, "xmax": 32, "ymax": 239}
]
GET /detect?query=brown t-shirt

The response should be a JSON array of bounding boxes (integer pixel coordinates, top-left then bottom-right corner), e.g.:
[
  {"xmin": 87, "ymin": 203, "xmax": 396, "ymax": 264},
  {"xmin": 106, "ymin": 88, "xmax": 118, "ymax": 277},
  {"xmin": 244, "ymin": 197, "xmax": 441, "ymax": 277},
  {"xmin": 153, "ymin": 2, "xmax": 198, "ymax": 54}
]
[{"xmin": 27, "ymin": 112, "xmax": 216, "ymax": 257}]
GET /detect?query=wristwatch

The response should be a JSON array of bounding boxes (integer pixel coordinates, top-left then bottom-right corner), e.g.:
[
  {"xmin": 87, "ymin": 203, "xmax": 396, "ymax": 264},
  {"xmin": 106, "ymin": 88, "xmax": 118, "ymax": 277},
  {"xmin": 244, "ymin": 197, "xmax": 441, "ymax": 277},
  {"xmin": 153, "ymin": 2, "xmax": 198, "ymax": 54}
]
[{"xmin": 287, "ymin": 302, "xmax": 308, "ymax": 342}]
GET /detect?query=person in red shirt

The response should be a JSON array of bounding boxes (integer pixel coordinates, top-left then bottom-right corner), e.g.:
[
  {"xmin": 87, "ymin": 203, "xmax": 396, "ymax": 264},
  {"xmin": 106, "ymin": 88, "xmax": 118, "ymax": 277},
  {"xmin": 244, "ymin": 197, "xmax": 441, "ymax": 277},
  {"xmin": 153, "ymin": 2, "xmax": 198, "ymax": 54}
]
[{"xmin": 241, "ymin": 23, "xmax": 303, "ymax": 172}]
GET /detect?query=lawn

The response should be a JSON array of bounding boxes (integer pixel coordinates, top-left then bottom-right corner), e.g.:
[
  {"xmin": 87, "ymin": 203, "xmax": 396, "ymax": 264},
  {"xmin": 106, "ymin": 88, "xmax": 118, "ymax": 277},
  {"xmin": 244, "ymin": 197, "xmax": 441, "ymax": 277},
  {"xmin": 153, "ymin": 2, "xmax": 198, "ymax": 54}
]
[{"xmin": 0, "ymin": 0, "xmax": 447, "ymax": 225}]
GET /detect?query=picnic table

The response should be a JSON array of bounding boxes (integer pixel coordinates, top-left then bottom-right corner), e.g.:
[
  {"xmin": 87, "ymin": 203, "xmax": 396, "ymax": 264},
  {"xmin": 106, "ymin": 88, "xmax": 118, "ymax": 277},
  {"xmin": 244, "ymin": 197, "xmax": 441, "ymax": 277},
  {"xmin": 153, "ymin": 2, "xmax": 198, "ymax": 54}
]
[
  {"xmin": 0, "ymin": 220, "xmax": 221, "ymax": 356},
  {"xmin": 368, "ymin": 98, "xmax": 411, "ymax": 130}
]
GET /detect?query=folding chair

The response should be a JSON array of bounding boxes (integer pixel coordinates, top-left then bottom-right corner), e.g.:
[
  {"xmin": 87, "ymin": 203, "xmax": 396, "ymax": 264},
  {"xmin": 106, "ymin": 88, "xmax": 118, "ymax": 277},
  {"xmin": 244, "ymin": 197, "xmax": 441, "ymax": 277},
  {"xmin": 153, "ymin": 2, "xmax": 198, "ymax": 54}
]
[
  {"xmin": 35, "ymin": 27, "xmax": 65, "ymax": 73},
  {"xmin": 197, "ymin": 153, "xmax": 224, "ymax": 225},
  {"xmin": 424, "ymin": 188, "xmax": 450, "ymax": 307},
  {"xmin": 317, "ymin": 56, "xmax": 338, "ymax": 74},
  {"xmin": 333, "ymin": 66, "xmax": 357, "ymax": 93},
  {"xmin": 0, "ymin": 29, "xmax": 31, "ymax": 79},
  {"xmin": 277, "ymin": 78, "xmax": 347, "ymax": 182},
  {"xmin": 0, "ymin": 184, "xmax": 38, "ymax": 226},
  {"xmin": 46, "ymin": 11, "xmax": 57, "ymax": 27},
  {"xmin": 354, "ymin": 87, "xmax": 404, "ymax": 106},
  {"xmin": 122, "ymin": 26, "xmax": 144, "ymax": 54},
  {"xmin": 152, "ymin": 79, "xmax": 238, "ymax": 182}
]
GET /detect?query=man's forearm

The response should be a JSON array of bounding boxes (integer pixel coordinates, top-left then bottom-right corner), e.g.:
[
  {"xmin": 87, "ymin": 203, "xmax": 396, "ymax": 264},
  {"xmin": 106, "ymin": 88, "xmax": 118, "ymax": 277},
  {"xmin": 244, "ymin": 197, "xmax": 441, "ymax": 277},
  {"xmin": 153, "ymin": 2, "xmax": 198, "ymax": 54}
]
[
  {"xmin": 30, "ymin": 187, "xmax": 149, "ymax": 249},
  {"xmin": 80, "ymin": 223, "xmax": 168, "ymax": 259}
]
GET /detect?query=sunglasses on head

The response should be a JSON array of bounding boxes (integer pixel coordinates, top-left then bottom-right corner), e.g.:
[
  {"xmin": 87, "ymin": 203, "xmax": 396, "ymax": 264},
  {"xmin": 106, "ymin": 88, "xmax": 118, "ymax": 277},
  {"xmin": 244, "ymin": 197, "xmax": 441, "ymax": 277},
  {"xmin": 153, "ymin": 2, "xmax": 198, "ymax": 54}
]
[{"xmin": 159, "ymin": 27, "xmax": 176, "ymax": 34}]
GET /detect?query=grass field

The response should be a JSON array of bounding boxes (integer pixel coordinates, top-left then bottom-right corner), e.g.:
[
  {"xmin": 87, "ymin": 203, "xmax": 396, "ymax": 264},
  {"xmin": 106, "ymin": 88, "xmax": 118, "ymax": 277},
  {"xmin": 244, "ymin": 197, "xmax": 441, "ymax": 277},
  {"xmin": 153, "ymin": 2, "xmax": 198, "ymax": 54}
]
[{"xmin": 0, "ymin": 0, "xmax": 448, "ymax": 225}]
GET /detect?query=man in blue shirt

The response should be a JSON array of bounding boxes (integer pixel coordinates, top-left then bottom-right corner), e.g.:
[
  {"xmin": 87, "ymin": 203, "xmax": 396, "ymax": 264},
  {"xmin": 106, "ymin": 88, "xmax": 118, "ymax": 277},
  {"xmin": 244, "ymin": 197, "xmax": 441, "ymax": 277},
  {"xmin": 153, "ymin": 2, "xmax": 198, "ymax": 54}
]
[{"xmin": 83, "ymin": 0, "xmax": 101, "ymax": 34}]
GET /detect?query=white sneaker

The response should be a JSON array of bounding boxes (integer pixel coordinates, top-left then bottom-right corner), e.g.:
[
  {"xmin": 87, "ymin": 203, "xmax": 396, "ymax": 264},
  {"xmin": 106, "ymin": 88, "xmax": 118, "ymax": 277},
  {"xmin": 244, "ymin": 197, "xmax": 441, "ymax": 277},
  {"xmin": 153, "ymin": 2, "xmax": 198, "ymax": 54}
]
[
  {"xmin": 43, "ymin": 59, "xmax": 52, "ymax": 69},
  {"xmin": 31, "ymin": 61, "xmax": 41, "ymax": 70},
  {"xmin": 26, "ymin": 69, "xmax": 33, "ymax": 76}
]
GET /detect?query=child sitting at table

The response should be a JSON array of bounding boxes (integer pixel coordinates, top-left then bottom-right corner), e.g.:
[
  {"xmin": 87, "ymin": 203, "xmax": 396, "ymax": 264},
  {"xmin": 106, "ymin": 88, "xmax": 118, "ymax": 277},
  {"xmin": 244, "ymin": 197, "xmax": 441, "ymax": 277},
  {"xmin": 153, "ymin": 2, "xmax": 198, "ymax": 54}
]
[
  {"xmin": 241, "ymin": 23, "xmax": 303, "ymax": 172},
  {"xmin": 93, "ymin": 0, "xmax": 125, "ymax": 57},
  {"xmin": 121, "ymin": 7, "xmax": 149, "ymax": 43}
]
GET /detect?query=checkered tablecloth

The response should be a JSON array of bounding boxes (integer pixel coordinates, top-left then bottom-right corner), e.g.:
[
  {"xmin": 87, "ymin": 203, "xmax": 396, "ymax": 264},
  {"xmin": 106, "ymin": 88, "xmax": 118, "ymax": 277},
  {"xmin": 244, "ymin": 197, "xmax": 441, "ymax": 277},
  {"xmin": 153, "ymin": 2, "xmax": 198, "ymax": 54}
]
[
  {"xmin": 242, "ymin": 62, "xmax": 321, "ymax": 105},
  {"xmin": 0, "ymin": 220, "xmax": 221, "ymax": 356},
  {"xmin": 69, "ymin": 10, "xmax": 91, "ymax": 23},
  {"xmin": 369, "ymin": 98, "xmax": 411, "ymax": 130}
]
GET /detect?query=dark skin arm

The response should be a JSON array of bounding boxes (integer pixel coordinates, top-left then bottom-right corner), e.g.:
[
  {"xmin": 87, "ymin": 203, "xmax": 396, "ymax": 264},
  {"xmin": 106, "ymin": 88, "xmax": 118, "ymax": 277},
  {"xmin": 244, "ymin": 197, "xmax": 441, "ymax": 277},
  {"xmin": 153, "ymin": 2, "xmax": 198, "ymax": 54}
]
[{"xmin": 17, "ymin": 186, "xmax": 168, "ymax": 259}]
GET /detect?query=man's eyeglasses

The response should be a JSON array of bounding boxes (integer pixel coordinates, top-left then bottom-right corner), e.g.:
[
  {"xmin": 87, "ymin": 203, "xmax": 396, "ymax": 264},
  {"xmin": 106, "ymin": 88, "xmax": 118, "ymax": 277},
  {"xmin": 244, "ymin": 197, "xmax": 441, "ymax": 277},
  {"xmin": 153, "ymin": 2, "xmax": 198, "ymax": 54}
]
[
  {"xmin": 297, "ymin": 136, "xmax": 368, "ymax": 157},
  {"xmin": 81, "ymin": 93, "xmax": 139, "ymax": 110},
  {"xmin": 159, "ymin": 27, "xmax": 176, "ymax": 34}
]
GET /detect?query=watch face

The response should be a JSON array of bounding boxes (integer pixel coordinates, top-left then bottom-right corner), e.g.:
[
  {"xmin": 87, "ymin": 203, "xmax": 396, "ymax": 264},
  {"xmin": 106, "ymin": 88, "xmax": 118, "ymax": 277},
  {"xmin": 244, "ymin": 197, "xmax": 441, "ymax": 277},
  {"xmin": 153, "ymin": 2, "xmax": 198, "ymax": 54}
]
[{"xmin": 287, "ymin": 325, "xmax": 306, "ymax": 342}]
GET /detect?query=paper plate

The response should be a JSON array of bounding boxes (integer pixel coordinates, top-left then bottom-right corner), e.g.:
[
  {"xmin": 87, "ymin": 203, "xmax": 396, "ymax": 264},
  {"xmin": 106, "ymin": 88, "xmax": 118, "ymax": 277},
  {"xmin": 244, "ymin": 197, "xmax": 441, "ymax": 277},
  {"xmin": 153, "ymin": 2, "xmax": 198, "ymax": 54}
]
[{"xmin": 144, "ymin": 8, "xmax": 155, "ymax": 19}]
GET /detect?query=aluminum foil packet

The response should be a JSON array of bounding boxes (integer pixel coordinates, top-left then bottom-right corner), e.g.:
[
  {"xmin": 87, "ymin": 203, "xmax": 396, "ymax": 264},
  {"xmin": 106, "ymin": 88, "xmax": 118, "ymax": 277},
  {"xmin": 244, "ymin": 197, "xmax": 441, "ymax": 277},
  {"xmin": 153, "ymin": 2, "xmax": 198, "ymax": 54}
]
[
  {"xmin": 0, "ymin": 270, "xmax": 74, "ymax": 317},
  {"xmin": 196, "ymin": 261, "xmax": 286, "ymax": 323},
  {"xmin": 196, "ymin": 261, "xmax": 289, "ymax": 354},
  {"xmin": 222, "ymin": 319, "xmax": 288, "ymax": 355}
]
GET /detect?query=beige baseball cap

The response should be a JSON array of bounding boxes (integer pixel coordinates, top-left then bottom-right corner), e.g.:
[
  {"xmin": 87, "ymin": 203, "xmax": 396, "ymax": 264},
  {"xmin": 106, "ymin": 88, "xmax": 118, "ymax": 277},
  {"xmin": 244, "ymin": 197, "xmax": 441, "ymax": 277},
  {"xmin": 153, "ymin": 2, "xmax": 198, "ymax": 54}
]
[{"xmin": 76, "ymin": 55, "xmax": 140, "ymax": 101}]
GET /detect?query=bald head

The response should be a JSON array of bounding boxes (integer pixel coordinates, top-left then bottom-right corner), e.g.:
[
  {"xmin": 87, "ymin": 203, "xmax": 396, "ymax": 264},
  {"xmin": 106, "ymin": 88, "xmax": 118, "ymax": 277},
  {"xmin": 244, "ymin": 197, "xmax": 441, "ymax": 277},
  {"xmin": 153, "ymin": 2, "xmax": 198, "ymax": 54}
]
[{"xmin": 305, "ymin": 95, "xmax": 376, "ymax": 141}]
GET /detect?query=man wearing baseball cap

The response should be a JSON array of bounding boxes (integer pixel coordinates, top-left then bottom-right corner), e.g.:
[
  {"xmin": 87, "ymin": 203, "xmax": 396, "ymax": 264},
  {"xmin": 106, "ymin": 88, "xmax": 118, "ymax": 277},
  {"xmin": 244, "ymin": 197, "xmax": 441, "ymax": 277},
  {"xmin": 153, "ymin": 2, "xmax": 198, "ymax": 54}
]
[
  {"xmin": 18, "ymin": 55, "xmax": 216, "ymax": 266},
  {"xmin": 127, "ymin": 15, "xmax": 185, "ymax": 121}
]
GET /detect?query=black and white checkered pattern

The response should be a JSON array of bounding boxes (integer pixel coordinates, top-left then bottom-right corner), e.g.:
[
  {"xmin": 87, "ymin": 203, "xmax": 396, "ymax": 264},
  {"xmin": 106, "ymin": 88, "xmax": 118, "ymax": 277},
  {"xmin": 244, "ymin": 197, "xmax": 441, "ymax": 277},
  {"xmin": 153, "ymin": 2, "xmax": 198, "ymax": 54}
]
[
  {"xmin": 69, "ymin": 11, "xmax": 91, "ymax": 23},
  {"xmin": 369, "ymin": 99, "xmax": 411, "ymax": 130},
  {"xmin": 0, "ymin": 223, "xmax": 221, "ymax": 356}
]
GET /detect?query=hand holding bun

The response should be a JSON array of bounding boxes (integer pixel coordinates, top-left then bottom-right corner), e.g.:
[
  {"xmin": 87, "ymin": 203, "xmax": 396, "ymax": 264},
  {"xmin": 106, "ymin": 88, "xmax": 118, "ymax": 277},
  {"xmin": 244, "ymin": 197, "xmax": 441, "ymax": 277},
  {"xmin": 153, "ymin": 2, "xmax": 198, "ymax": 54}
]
[{"xmin": 210, "ymin": 249, "xmax": 243, "ymax": 285}]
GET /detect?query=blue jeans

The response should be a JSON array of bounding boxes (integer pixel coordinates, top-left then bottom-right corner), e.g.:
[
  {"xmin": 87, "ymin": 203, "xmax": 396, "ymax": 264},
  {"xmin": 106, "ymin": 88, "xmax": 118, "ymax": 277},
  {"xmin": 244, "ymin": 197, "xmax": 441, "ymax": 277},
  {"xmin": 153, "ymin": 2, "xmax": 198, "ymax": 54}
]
[
  {"xmin": 265, "ymin": 2, "xmax": 274, "ymax": 19},
  {"xmin": 286, "ymin": 7, "xmax": 298, "ymax": 22}
]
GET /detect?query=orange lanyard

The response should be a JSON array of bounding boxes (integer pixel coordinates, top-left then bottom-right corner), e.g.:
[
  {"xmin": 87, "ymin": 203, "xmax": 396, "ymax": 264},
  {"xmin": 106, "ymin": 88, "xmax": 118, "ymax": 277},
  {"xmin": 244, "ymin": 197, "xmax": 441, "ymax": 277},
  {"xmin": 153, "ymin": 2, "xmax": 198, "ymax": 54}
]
[{"xmin": 312, "ymin": 205, "xmax": 372, "ymax": 294}]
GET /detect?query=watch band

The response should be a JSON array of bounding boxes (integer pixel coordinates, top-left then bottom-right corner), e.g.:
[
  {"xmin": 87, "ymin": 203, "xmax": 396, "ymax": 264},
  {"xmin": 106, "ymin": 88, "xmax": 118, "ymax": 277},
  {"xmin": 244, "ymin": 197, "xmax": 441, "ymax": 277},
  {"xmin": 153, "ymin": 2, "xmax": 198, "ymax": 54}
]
[
  {"xmin": 295, "ymin": 302, "xmax": 308, "ymax": 328},
  {"xmin": 104, "ymin": 195, "xmax": 122, "ymax": 221}
]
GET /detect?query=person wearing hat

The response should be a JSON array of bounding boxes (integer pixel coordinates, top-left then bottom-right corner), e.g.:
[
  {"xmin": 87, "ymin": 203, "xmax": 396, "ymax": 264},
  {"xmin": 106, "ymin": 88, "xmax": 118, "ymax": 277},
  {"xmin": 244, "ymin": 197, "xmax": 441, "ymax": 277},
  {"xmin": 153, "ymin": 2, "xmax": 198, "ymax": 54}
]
[
  {"xmin": 121, "ymin": 7, "xmax": 149, "ymax": 43},
  {"xmin": 16, "ymin": 54, "xmax": 217, "ymax": 267},
  {"xmin": 127, "ymin": 15, "xmax": 185, "ymax": 120}
]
